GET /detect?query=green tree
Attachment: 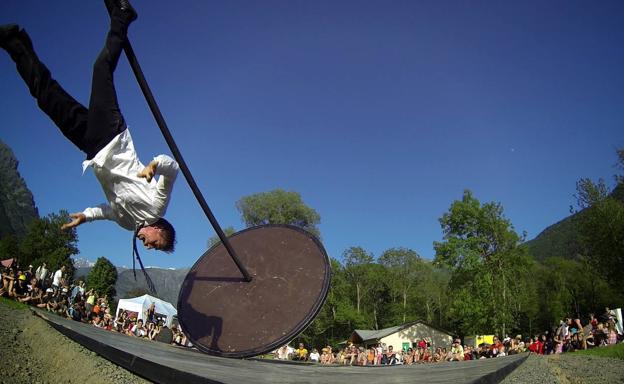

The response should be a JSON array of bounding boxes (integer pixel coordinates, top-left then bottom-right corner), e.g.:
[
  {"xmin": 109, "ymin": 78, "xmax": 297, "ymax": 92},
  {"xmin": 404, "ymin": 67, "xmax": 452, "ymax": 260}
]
[
  {"xmin": 573, "ymin": 148, "xmax": 624, "ymax": 297},
  {"xmin": 378, "ymin": 247, "xmax": 422, "ymax": 324},
  {"xmin": 207, "ymin": 226, "xmax": 237, "ymax": 248},
  {"xmin": 86, "ymin": 257, "xmax": 118, "ymax": 299},
  {"xmin": 18, "ymin": 210, "xmax": 78, "ymax": 280},
  {"xmin": 434, "ymin": 190, "xmax": 533, "ymax": 337},
  {"xmin": 236, "ymin": 189, "xmax": 321, "ymax": 238},
  {"xmin": 342, "ymin": 246, "xmax": 374, "ymax": 315}
]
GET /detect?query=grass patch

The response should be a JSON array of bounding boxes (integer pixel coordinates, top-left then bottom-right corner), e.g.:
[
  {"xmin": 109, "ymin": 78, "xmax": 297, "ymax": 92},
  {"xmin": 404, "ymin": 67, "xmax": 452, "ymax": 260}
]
[
  {"xmin": 0, "ymin": 296, "xmax": 29, "ymax": 310},
  {"xmin": 575, "ymin": 343, "xmax": 624, "ymax": 360}
]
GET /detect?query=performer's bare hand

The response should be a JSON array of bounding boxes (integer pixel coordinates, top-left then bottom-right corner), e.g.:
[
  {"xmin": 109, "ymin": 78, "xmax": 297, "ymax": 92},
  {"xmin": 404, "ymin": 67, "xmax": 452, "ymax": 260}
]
[
  {"xmin": 62, "ymin": 213, "xmax": 86, "ymax": 230},
  {"xmin": 138, "ymin": 161, "xmax": 157, "ymax": 183}
]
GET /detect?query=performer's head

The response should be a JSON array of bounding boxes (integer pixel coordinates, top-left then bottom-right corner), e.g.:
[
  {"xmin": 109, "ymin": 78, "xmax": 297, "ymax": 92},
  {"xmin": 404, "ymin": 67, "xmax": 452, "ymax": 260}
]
[{"xmin": 137, "ymin": 218, "xmax": 176, "ymax": 252}]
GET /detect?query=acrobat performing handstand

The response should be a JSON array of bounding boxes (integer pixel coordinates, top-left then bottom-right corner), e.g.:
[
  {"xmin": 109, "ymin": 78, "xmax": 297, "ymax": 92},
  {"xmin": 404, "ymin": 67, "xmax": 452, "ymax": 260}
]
[{"xmin": 1, "ymin": 0, "xmax": 176, "ymax": 291}]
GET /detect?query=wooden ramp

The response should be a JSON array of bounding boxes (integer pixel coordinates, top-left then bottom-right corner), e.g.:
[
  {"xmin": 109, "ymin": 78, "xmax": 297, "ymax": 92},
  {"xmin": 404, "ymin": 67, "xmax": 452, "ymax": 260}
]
[{"xmin": 33, "ymin": 309, "xmax": 526, "ymax": 384}]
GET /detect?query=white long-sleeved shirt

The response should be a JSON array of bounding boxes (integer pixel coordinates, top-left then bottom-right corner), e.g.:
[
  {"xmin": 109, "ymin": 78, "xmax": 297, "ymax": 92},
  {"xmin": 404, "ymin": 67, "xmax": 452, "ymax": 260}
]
[{"xmin": 81, "ymin": 129, "xmax": 179, "ymax": 231}]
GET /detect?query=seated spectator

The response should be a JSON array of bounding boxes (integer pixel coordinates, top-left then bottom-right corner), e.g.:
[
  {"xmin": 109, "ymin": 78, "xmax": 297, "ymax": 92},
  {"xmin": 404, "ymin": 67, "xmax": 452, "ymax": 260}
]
[
  {"xmin": 347, "ymin": 345, "xmax": 358, "ymax": 365},
  {"xmin": 12, "ymin": 274, "xmax": 29, "ymax": 299},
  {"xmin": 382, "ymin": 345, "xmax": 397, "ymax": 365},
  {"xmin": 320, "ymin": 348, "xmax": 330, "ymax": 364},
  {"xmin": 37, "ymin": 288, "xmax": 54, "ymax": 309},
  {"xmin": 19, "ymin": 283, "xmax": 42, "ymax": 305},
  {"xmin": 463, "ymin": 346, "xmax": 473, "ymax": 361},
  {"xmin": 130, "ymin": 319, "xmax": 147, "ymax": 337},
  {"xmin": 449, "ymin": 339, "xmax": 464, "ymax": 361},
  {"xmin": 0, "ymin": 267, "xmax": 16, "ymax": 297},
  {"xmin": 367, "ymin": 347, "xmax": 376, "ymax": 365},
  {"xmin": 421, "ymin": 347, "xmax": 431, "ymax": 362},
  {"xmin": 403, "ymin": 348, "xmax": 414, "ymax": 365},
  {"xmin": 147, "ymin": 322, "xmax": 158, "ymax": 340},
  {"xmin": 310, "ymin": 348, "xmax": 321, "ymax": 363},
  {"xmin": 432, "ymin": 350, "xmax": 442, "ymax": 362},
  {"xmin": 490, "ymin": 336, "xmax": 505, "ymax": 357},
  {"xmin": 276, "ymin": 345, "xmax": 290, "ymax": 360},
  {"xmin": 293, "ymin": 343, "xmax": 309, "ymax": 361},
  {"xmin": 155, "ymin": 322, "xmax": 174, "ymax": 344},
  {"xmin": 356, "ymin": 346, "xmax": 367, "ymax": 365}
]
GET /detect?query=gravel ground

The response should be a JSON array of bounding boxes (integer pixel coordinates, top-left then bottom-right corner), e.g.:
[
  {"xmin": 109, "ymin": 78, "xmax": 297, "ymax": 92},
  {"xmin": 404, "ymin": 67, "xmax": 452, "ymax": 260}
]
[
  {"xmin": 502, "ymin": 352, "xmax": 624, "ymax": 384},
  {"xmin": 0, "ymin": 300, "xmax": 150, "ymax": 384}
]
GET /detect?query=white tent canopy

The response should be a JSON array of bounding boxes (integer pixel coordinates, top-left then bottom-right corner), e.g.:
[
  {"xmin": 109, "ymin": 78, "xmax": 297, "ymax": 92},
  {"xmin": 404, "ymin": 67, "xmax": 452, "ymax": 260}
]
[{"xmin": 115, "ymin": 294, "xmax": 177, "ymax": 328}]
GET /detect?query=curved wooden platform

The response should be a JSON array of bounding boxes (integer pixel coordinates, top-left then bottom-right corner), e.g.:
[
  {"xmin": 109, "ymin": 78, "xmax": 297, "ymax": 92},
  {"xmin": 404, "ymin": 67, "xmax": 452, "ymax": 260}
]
[{"xmin": 32, "ymin": 308, "xmax": 527, "ymax": 384}]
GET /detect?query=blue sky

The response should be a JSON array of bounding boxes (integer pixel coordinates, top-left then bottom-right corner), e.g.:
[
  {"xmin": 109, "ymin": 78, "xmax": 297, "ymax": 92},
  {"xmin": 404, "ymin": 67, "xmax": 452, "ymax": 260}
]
[{"xmin": 1, "ymin": 0, "xmax": 623, "ymax": 269}]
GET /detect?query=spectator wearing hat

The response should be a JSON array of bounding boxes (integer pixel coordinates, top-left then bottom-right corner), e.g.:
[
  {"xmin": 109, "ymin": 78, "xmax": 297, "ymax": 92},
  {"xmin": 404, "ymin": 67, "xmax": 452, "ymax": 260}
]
[
  {"xmin": 450, "ymin": 339, "xmax": 464, "ymax": 361},
  {"xmin": 13, "ymin": 273, "xmax": 28, "ymax": 299},
  {"xmin": 293, "ymin": 343, "xmax": 309, "ymax": 361}
]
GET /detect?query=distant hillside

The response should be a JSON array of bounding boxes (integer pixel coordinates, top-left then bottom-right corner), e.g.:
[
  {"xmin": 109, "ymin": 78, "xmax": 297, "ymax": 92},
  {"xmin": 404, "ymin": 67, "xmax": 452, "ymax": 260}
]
[
  {"xmin": 526, "ymin": 183, "xmax": 624, "ymax": 261},
  {"xmin": 75, "ymin": 267, "xmax": 189, "ymax": 306},
  {"xmin": 0, "ymin": 140, "xmax": 38, "ymax": 238}
]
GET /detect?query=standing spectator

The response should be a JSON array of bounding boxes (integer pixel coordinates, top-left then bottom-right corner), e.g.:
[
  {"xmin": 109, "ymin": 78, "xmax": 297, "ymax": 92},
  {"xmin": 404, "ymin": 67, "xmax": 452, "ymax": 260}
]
[
  {"xmin": 85, "ymin": 289, "xmax": 96, "ymax": 315},
  {"xmin": 35, "ymin": 262, "xmax": 48, "ymax": 285},
  {"xmin": 52, "ymin": 265, "xmax": 65, "ymax": 294},
  {"xmin": 375, "ymin": 343, "xmax": 383, "ymax": 365},
  {"xmin": 24, "ymin": 265, "xmax": 34, "ymax": 282},
  {"xmin": 145, "ymin": 302, "xmax": 156, "ymax": 324},
  {"xmin": 607, "ymin": 321, "xmax": 618, "ymax": 345},
  {"xmin": 70, "ymin": 281, "xmax": 86, "ymax": 304}
]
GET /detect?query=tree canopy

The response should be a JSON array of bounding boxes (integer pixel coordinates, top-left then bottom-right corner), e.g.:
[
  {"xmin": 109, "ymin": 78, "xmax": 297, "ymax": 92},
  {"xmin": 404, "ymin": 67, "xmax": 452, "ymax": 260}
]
[
  {"xmin": 236, "ymin": 189, "xmax": 321, "ymax": 238},
  {"xmin": 86, "ymin": 257, "xmax": 118, "ymax": 299}
]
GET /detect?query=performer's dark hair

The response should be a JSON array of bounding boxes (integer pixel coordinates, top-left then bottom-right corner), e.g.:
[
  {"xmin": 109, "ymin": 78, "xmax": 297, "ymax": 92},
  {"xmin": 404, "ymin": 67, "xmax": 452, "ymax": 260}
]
[{"xmin": 152, "ymin": 218, "xmax": 176, "ymax": 253}]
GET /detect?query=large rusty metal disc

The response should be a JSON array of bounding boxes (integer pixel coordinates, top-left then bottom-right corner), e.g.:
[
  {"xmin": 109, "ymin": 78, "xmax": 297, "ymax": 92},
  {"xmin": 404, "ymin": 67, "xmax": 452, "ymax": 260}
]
[{"xmin": 177, "ymin": 225, "xmax": 331, "ymax": 358}]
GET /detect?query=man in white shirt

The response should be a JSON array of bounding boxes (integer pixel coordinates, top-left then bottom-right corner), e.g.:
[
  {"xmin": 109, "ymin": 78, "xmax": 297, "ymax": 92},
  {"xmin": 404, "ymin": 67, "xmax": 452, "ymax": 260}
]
[
  {"xmin": 1, "ymin": 0, "xmax": 177, "ymax": 253},
  {"xmin": 52, "ymin": 266, "xmax": 65, "ymax": 293}
]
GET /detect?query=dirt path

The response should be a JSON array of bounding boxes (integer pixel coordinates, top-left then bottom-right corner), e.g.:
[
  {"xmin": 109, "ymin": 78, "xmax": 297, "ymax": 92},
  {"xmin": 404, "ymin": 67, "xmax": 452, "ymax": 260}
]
[{"xmin": 0, "ymin": 299, "xmax": 150, "ymax": 384}]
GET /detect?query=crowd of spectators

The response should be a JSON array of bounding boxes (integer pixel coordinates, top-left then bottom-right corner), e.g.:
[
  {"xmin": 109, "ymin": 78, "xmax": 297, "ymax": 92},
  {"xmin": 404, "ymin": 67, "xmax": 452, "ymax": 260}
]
[
  {"xmin": 1, "ymin": 261, "xmax": 189, "ymax": 347},
  {"xmin": 525, "ymin": 311, "xmax": 621, "ymax": 355},
  {"xmin": 275, "ymin": 311, "xmax": 621, "ymax": 366}
]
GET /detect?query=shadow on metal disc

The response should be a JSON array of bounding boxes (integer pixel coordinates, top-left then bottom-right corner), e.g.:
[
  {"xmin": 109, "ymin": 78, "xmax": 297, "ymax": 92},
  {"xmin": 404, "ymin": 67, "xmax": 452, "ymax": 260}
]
[{"xmin": 177, "ymin": 225, "xmax": 331, "ymax": 358}]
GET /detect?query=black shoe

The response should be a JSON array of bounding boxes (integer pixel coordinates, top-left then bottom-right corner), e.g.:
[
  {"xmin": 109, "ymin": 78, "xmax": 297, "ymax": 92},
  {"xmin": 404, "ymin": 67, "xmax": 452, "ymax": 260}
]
[
  {"xmin": 118, "ymin": 0, "xmax": 137, "ymax": 23},
  {"xmin": 0, "ymin": 24, "xmax": 19, "ymax": 49},
  {"xmin": 103, "ymin": 0, "xmax": 137, "ymax": 24}
]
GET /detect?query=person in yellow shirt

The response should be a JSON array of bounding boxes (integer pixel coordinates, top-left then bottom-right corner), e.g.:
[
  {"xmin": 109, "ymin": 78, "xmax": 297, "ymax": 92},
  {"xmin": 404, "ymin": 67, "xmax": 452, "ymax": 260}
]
[{"xmin": 293, "ymin": 343, "xmax": 308, "ymax": 361}]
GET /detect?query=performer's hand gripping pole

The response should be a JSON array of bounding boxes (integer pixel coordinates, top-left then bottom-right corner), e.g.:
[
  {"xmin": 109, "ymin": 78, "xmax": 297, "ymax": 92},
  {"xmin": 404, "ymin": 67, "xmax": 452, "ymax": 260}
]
[{"xmin": 111, "ymin": 13, "xmax": 252, "ymax": 282}]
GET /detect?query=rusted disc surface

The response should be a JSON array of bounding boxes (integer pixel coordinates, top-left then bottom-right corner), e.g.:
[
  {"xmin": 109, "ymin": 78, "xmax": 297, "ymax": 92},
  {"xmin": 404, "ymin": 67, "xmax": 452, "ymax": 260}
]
[{"xmin": 177, "ymin": 225, "xmax": 331, "ymax": 358}]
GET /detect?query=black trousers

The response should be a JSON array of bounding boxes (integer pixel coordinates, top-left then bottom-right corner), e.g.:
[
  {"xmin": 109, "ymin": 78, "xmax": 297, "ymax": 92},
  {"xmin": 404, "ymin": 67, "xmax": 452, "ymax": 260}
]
[{"xmin": 6, "ymin": 14, "xmax": 130, "ymax": 159}]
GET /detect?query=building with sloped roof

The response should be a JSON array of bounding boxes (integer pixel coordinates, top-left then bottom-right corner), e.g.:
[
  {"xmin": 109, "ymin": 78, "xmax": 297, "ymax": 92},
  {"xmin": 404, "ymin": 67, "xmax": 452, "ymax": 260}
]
[{"xmin": 348, "ymin": 321, "xmax": 454, "ymax": 351}]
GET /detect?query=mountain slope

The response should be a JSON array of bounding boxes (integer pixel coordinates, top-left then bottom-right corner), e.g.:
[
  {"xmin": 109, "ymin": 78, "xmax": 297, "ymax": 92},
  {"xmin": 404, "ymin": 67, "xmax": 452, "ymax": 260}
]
[{"xmin": 0, "ymin": 140, "xmax": 38, "ymax": 238}]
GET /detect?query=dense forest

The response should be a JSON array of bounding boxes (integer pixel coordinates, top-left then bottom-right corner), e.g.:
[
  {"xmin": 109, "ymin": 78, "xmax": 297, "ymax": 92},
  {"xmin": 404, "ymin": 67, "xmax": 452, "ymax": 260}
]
[{"xmin": 1, "ymin": 142, "xmax": 623, "ymax": 348}]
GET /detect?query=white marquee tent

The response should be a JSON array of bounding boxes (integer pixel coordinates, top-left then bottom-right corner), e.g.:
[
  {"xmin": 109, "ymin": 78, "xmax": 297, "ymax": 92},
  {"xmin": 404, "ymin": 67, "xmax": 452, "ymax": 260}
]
[{"xmin": 115, "ymin": 294, "xmax": 177, "ymax": 328}]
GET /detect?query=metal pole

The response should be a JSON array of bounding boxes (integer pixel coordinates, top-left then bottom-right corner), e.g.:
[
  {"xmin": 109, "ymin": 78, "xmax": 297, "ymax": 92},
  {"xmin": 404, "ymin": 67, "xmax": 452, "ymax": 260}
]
[{"xmin": 112, "ymin": 16, "xmax": 252, "ymax": 282}]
